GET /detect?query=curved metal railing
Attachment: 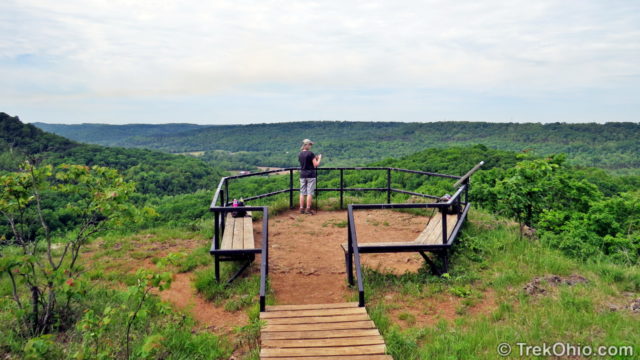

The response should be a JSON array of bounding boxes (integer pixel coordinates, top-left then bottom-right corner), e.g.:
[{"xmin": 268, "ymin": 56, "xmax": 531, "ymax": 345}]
[{"xmin": 209, "ymin": 163, "xmax": 483, "ymax": 310}]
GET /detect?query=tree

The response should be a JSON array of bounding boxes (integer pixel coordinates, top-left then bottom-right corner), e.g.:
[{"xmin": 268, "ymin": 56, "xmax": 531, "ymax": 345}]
[
  {"xmin": 0, "ymin": 162, "xmax": 136, "ymax": 336},
  {"xmin": 491, "ymin": 155, "xmax": 601, "ymax": 237}
]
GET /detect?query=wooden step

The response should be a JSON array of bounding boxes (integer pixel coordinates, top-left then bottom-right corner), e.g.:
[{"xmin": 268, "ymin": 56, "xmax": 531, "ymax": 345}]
[
  {"xmin": 260, "ymin": 307, "xmax": 366, "ymax": 319},
  {"xmin": 260, "ymin": 302, "xmax": 389, "ymax": 359},
  {"xmin": 265, "ymin": 302, "xmax": 359, "ymax": 311},
  {"xmin": 265, "ymin": 313, "xmax": 370, "ymax": 325},
  {"xmin": 263, "ymin": 335, "xmax": 385, "ymax": 348},
  {"xmin": 261, "ymin": 329, "xmax": 381, "ymax": 340},
  {"xmin": 261, "ymin": 356, "xmax": 393, "ymax": 360}
]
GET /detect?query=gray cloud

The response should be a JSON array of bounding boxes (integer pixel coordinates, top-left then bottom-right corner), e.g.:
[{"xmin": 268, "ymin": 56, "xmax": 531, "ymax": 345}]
[{"xmin": 1, "ymin": 0, "xmax": 639, "ymax": 123}]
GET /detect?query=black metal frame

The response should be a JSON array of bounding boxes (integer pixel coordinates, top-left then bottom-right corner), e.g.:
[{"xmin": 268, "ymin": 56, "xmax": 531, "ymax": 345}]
[
  {"xmin": 209, "ymin": 181, "xmax": 270, "ymax": 310},
  {"xmin": 209, "ymin": 162, "xmax": 482, "ymax": 311}
]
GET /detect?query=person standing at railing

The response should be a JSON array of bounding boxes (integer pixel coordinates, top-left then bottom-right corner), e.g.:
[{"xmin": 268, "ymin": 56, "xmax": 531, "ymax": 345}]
[{"xmin": 299, "ymin": 139, "xmax": 322, "ymax": 214}]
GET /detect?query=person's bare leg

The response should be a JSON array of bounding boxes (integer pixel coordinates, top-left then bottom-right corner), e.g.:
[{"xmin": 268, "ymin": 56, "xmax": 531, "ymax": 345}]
[
  {"xmin": 299, "ymin": 194, "xmax": 305, "ymax": 212},
  {"xmin": 306, "ymin": 195, "xmax": 313, "ymax": 211}
]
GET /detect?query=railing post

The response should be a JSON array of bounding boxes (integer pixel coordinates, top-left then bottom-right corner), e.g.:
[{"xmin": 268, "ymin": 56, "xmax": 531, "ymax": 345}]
[
  {"xmin": 214, "ymin": 211, "xmax": 220, "ymax": 282},
  {"xmin": 264, "ymin": 208, "xmax": 269, "ymax": 276},
  {"xmin": 347, "ymin": 213, "xmax": 354, "ymax": 286},
  {"xmin": 464, "ymin": 178, "xmax": 470, "ymax": 205},
  {"xmin": 224, "ymin": 180, "xmax": 229, "ymax": 205},
  {"xmin": 219, "ymin": 189, "xmax": 226, "ymax": 235},
  {"xmin": 289, "ymin": 169, "xmax": 294, "ymax": 209},
  {"xmin": 340, "ymin": 169, "xmax": 344, "ymax": 210},
  {"xmin": 315, "ymin": 169, "xmax": 319, "ymax": 212},
  {"xmin": 441, "ymin": 208, "xmax": 447, "ymax": 244},
  {"xmin": 386, "ymin": 168, "xmax": 391, "ymax": 204},
  {"xmin": 260, "ymin": 206, "xmax": 269, "ymax": 312}
]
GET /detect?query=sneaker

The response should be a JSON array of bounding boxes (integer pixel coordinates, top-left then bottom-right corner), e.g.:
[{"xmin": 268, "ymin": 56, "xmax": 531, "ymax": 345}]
[
  {"xmin": 300, "ymin": 208, "xmax": 305, "ymax": 214},
  {"xmin": 305, "ymin": 209, "xmax": 315, "ymax": 215}
]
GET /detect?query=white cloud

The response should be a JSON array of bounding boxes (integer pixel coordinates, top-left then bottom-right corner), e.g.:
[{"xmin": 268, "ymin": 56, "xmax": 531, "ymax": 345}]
[{"xmin": 1, "ymin": 0, "xmax": 639, "ymax": 123}]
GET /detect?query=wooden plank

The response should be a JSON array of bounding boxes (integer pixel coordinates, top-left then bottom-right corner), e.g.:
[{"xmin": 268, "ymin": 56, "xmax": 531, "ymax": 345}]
[
  {"xmin": 220, "ymin": 214, "xmax": 235, "ymax": 250},
  {"xmin": 263, "ymin": 320, "xmax": 375, "ymax": 332},
  {"xmin": 262, "ymin": 335, "xmax": 384, "ymax": 348},
  {"xmin": 232, "ymin": 213, "xmax": 244, "ymax": 249},
  {"xmin": 415, "ymin": 214, "xmax": 442, "ymax": 245},
  {"xmin": 260, "ymin": 344, "xmax": 387, "ymax": 357},
  {"xmin": 446, "ymin": 213, "xmax": 457, "ymax": 240},
  {"xmin": 261, "ymin": 307, "xmax": 366, "ymax": 319},
  {"xmin": 266, "ymin": 302, "xmax": 358, "ymax": 312},
  {"xmin": 261, "ymin": 329, "xmax": 382, "ymax": 340},
  {"xmin": 243, "ymin": 216, "xmax": 255, "ymax": 249},
  {"xmin": 265, "ymin": 314, "xmax": 370, "ymax": 325},
  {"xmin": 261, "ymin": 356, "xmax": 392, "ymax": 360}
]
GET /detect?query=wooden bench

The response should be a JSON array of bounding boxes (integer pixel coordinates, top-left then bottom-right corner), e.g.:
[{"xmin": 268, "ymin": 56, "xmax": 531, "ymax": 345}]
[
  {"xmin": 342, "ymin": 204, "xmax": 471, "ymax": 275},
  {"xmin": 211, "ymin": 212, "xmax": 261, "ymax": 283},
  {"xmin": 220, "ymin": 212, "xmax": 255, "ymax": 250}
]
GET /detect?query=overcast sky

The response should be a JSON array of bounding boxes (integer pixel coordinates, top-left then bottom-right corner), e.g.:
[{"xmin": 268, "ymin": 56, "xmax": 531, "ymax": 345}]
[{"xmin": 1, "ymin": 0, "xmax": 639, "ymax": 124}]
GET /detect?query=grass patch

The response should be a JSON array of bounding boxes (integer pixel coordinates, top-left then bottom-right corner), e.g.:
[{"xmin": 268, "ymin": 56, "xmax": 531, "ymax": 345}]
[
  {"xmin": 358, "ymin": 208, "xmax": 640, "ymax": 359},
  {"xmin": 193, "ymin": 263, "xmax": 263, "ymax": 311}
]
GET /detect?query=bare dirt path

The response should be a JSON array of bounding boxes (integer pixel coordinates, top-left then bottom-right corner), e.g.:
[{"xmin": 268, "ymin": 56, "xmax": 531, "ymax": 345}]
[
  {"xmin": 83, "ymin": 235, "xmax": 248, "ymax": 334},
  {"xmin": 255, "ymin": 209, "xmax": 433, "ymax": 304},
  {"xmin": 159, "ymin": 273, "xmax": 248, "ymax": 333}
]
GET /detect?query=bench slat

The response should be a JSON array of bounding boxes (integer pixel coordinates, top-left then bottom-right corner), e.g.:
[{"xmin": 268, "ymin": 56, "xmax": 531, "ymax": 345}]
[
  {"xmin": 243, "ymin": 214, "xmax": 255, "ymax": 249},
  {"xmin": 220, "ymin": 214, "xmax": 235, "ymax": 250},
  {"xmin": 232, "ymin": 213, "xmax": 244, "ymax": 249},
  {"xmin": 219, "ymin": 212, "xmax": 257, "ymax": 251},
  {"xmin": 415, "ymin": 214, "xmax": 443, "ymax": 245}
]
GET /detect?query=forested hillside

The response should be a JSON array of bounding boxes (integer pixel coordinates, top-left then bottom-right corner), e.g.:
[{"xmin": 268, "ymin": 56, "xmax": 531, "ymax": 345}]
[
  {"xmin": 2, "ymin": 113, "xmax": 224, "ymax": 197},
  {"xmin": 33, "ymin": 122, "xmax": 204, "ymax": 146},
  {"xmin": 2, "ymin": 113, "xmax": 639, "ymax": 359},
  {"xmin": 34, "ymin": 121, "xmax": 640, "ymax": 173}
]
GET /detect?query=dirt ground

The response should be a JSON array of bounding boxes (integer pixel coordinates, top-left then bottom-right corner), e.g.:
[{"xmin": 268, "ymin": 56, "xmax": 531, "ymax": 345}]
[
  {"xmin": 255, "ymin": 209, "xmax": 433, "ymax": 304},
  {"xmin": 159, "ymin": 272, "xmax": 248, "ymax": 333},
  {"xmin": 85, "ymin": 208, "xmax": 489, "ymax": 335}
]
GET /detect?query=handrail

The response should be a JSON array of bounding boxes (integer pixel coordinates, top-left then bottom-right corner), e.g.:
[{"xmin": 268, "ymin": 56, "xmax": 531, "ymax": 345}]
[
  {"xmin": 445, "ymin": 184, "xmax": 467, "ymax": 206},
  {"xmin": 347, "ymin": 205, "xmax": 365, "ymax": 307},
  {"xmin": 390, "ymin": 167, "xmax": 462, "ymax": 179},
  {"xmin": 210, "ymin": 166, "xmax": 466, "ymax": 211},
  {"xmin": 259, "ymin": 206, "xmax": 269, "ymax": 312},
  {"xmin": 453, "ymin": 161, "xmax": 484, "ymax": 188},
  {"xmin": 210, "ymin": 206, "xmax": 272, "ymax": 212},
  {"xmin": 210, "ymin": 176, "xmax": 228, "ymax": 208},
  {"xmin": 209, "ymin": 163, "xmax": 482, "ymax": 310}
]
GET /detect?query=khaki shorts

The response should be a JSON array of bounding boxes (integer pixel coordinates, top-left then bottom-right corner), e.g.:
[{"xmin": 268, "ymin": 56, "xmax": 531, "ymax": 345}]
[{"xmin": 300, "ymin": 178, "xmax": 317, "ymax": 196}]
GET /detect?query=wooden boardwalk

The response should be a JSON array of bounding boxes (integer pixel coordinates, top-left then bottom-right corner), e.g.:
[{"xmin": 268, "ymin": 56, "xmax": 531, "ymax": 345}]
[{"xmin": 260, "ymin": 302, "xmax": 392, "ymax": 359}]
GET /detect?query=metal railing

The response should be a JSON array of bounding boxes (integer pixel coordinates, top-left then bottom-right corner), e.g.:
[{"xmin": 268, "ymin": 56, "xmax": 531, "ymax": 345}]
[
  {"xmin": 346, "ymin": 183, "xmax": 471, "ymax": 306},
  {"xmin": 209, "ymin": 163, "xmax": 482, "ymax": 311}
]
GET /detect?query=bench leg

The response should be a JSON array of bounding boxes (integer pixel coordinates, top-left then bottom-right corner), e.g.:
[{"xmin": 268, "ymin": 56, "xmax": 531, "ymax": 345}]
[
  {"xmin": 440, "ymin": 250, "xmax": 449, "ymax": 275},
  {"xmin": 214, "ymin": 255, "xmax": 220, "ymax": 282},
  {"xmin": 345, "ymin": 251, "xmax": 354, "ymax": 286},
  {"xmin": 419, "ymin": 251, "xmax": 442, "ymax": 276},
  {"xmin": 226, "ymin": 255, "xmax": 254, "ymax": 284}
]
